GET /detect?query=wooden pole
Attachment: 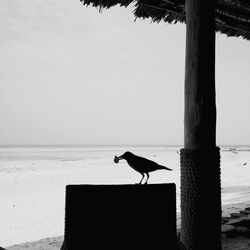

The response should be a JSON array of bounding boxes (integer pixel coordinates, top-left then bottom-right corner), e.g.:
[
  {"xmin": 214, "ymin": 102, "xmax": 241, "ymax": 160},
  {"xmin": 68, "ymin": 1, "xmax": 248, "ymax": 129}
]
[
  {"xmin": 180, "ymin": 0, "xmax": 221, "ymax": 249},
  {"xmin": 184, "ymin": 0, "xmax": 216, "ymax": 150}
]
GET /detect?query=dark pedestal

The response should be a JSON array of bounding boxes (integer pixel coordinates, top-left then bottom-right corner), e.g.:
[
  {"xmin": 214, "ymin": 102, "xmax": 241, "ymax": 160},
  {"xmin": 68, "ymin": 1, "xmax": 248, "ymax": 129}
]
[{"xmin": 61, "ymin": 184, "xmax": 177, "ymax": 249}]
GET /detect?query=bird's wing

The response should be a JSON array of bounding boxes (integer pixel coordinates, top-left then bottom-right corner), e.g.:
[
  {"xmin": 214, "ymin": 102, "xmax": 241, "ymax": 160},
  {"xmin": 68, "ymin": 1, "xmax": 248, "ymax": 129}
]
[{"xmin": 134, "ymin": 155, "xmax": 163, "ymax": 172}]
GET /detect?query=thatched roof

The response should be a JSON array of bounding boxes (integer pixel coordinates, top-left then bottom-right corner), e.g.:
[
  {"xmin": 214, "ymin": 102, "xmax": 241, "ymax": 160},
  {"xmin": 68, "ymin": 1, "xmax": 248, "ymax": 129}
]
[{"xmin": 81, "ymin": 0, "xmax": 250, "ymax": 41}]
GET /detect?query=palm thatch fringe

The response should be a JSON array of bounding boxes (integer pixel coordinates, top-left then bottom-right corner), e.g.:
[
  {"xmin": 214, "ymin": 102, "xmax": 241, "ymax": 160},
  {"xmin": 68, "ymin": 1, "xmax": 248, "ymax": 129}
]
[
  {"xmin": 81, "ymin": 0, "xmax": 250, "ymax": 41},
  {"xmin": 134, "ymin": 2, "xmax": 185, "ymax": 24},
  {"xmin": 226, "ymin": 0, "xmax": 250, "ymax": 9},
  {"xmin": 81, "ymin": 0, "xmax": 133, "ymax": 10},
  {"xmin": 216, "ymin": 23, "xmax": 250, "ymax": 40}
]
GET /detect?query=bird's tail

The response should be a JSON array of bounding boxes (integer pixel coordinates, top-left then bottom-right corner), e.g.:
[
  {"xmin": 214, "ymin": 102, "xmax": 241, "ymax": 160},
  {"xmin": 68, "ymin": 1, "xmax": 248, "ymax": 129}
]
[{"xmin": 158, "ymin": 165, "xmax": 173, "ymax": 171}]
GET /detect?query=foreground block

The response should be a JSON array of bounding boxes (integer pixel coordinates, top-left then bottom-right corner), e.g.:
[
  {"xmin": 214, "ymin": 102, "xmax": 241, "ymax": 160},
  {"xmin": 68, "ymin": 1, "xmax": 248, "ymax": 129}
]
[{"xmin": 61, "ymin": 184, "xmax": 176, "ymax": 249}]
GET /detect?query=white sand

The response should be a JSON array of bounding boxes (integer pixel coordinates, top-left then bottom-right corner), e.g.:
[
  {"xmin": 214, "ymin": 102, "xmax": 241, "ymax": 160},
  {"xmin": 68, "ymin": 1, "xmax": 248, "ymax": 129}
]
[{"xmin": 1, "ymin": 146, "xmax": 250, "ymax": 249}]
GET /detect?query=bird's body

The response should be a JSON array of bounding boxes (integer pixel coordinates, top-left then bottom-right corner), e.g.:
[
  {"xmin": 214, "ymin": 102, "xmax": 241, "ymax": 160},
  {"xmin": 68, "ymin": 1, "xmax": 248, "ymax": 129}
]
[{"xmin": 114, "ymin": 151, "xmax": 172, "ymax": 184}]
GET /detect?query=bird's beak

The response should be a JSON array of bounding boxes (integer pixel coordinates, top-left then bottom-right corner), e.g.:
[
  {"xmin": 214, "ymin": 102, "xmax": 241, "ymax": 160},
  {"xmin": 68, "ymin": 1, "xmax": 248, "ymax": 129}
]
[{"xmin": 114, "ymin": 155, "xmax": 124, "ymax": 164}]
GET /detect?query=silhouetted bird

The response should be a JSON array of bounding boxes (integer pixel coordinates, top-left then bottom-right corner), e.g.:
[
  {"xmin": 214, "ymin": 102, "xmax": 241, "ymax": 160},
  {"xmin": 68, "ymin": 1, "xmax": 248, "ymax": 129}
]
[{"xmin": 114, "ymin": 151, "xmax": 172, "ymax": 184}]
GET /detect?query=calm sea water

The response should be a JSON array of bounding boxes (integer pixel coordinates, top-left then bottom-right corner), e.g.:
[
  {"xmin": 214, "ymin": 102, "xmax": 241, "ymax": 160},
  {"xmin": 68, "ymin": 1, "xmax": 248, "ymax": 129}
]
[
  {"xmin": 0, "ymin": 145, "xmax": 249, "ymax": 161},
  {"xmin": 0, "ymin": 145, "xmax": 181, "ymax": 161}
]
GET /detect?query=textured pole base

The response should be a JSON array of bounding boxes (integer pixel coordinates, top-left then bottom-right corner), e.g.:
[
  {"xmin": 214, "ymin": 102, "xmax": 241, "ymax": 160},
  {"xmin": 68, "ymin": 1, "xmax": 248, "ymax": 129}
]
[
  {"xmin": 61, "ymin": 184, "xmax": 177, "ymax": 250},
  {"xmin": 180, "ymin": 147, "xmax": 221, "ymax": 250}
]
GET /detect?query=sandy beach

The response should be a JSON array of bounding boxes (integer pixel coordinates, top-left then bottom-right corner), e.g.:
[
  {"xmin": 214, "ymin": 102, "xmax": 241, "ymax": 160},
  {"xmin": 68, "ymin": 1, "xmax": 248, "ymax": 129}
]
[
  {"xmin": 1, "ymin": 146, "xmax": 250, "ymax": 249},
  {"xmin": 5, "ymin": 233, "xmax": 250, "ymax": 250},
  {"xmin": 4, "ymin": 203, "xmax": 250, "ymax": 250}
]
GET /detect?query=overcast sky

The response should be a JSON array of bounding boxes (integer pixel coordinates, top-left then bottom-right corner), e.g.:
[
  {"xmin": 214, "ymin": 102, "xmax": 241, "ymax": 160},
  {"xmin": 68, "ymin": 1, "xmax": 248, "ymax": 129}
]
[{"xmin": 1, "ymin": 0, "xmax": 250, "ymax": 146}]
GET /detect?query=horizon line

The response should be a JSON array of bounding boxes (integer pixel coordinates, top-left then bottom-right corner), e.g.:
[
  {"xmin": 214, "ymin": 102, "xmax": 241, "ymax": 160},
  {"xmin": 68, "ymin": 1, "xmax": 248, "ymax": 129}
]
[{"xmin": 0, "ymin": 144, "xmax": 249, "ymax": 147}]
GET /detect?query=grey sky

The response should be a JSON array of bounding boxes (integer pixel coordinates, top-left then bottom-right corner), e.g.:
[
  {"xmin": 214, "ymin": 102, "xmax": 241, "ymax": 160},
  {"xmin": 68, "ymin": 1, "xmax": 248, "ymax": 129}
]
[{"xmin": 1, "ymin": 0, "xmax": 250, "ymax": 145}]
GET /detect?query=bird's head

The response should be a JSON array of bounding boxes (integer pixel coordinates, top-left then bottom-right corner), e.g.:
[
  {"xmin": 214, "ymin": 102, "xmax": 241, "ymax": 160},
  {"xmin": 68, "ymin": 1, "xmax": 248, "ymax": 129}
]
[{"xmin": 117, "ymin": 151, "xmax": 133, "ymax": 161}]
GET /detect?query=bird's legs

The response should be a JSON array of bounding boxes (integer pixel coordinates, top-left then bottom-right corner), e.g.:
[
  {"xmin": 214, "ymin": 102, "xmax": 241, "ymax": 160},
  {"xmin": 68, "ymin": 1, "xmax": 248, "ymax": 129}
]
[
  {"xmin": 138, "ymin": 173, "xmax": 145, "ymax": 184},
  {"xmin": 144, "ymin": 173, "xmax": 150, "ymax": 184}
]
